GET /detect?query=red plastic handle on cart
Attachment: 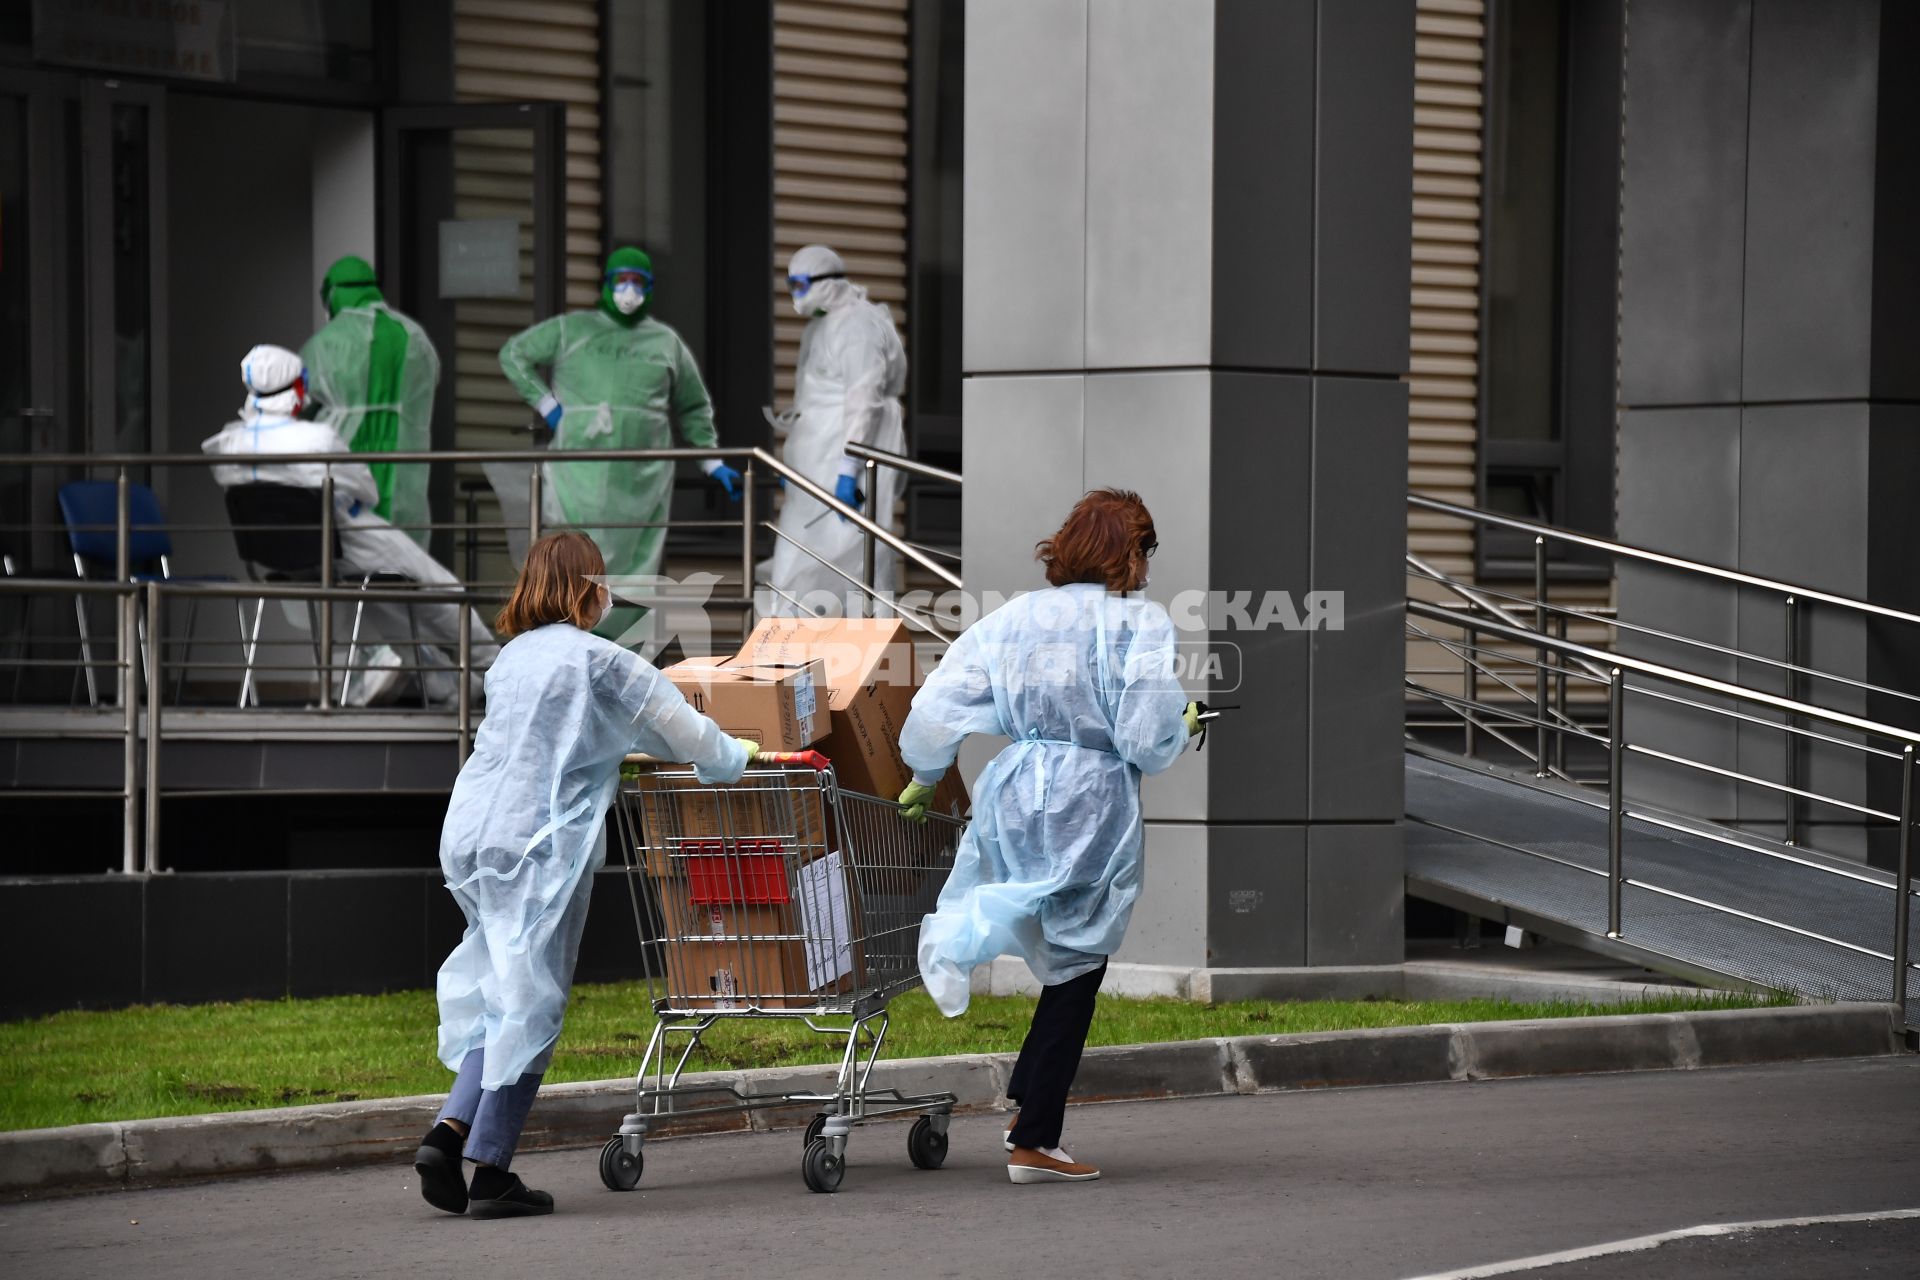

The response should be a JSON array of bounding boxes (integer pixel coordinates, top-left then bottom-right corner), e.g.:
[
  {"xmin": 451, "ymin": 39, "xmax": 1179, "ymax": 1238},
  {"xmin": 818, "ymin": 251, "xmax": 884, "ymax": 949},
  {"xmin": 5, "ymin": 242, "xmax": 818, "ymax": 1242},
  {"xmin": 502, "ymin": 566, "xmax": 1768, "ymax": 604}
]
[{"xmin": 754, "ymin": 749, "xmax": 831, "ymax": 771}]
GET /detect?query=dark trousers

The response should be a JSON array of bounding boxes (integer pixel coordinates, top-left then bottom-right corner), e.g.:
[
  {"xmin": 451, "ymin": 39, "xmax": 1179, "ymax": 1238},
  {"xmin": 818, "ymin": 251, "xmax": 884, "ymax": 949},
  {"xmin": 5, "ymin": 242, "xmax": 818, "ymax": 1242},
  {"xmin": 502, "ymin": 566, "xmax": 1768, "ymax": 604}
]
[{"xmin": 1006, "ymin": 960, "xmax": 1107, "ymax": 1151}]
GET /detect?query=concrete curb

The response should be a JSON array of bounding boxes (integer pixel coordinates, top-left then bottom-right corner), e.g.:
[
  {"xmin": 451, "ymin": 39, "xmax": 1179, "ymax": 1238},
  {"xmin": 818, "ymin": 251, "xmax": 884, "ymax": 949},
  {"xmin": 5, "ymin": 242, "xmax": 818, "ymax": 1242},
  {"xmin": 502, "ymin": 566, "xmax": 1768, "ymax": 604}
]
[
  {"xmin": 973, "ymin": 955, "xmax": 1719, "ymax": 1005},
  {"xmin": 2, "ymin": 1002, "xmax": 1903, "ymax": 1197}
]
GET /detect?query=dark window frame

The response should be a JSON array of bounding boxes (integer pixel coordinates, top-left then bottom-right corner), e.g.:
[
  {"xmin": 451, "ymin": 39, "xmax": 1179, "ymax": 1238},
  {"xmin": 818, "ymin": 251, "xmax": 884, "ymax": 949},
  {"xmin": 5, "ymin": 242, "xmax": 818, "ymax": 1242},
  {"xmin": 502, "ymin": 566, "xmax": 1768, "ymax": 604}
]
[{"xmin": 1475, "ymin": 0, "xmax": 1623, "ymax": 582}]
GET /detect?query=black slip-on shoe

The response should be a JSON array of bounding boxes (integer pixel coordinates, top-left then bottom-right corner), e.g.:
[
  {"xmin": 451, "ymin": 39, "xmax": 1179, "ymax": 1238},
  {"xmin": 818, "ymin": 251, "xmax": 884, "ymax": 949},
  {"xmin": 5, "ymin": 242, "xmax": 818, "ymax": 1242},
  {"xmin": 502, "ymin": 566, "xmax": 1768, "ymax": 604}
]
[
  {"xmin": 414, "ymin": 1142, "xmax": 469, "ymax": 1215},
  {"xmin": 468, "ymin": 1174, "xmax": 555, "ymax": 1220}
]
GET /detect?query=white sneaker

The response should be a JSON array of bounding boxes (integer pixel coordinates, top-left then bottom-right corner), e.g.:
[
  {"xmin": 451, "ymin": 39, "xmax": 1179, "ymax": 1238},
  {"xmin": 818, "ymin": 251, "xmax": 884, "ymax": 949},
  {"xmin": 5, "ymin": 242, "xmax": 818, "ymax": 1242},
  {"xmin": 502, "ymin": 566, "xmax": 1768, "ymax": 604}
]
[{"xmin": 341, "ymin": 645, "xmax": 405, "ymax": 707}]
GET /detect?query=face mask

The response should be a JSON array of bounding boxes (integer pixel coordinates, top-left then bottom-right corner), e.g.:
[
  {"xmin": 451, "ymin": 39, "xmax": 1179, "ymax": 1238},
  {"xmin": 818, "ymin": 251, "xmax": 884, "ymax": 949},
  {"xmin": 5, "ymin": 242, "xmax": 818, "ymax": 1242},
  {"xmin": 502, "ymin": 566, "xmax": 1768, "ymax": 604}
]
[
  {"xmin": 593, "ymin": 585, "xmax": 611, "ymax": 627},
  {"xmin": 790, "ymin": 288, "xmax": 815, "ymax": 317},
  {"xmin": 613, "ymin": 283, "xmax": 646, "ymax": 315}
]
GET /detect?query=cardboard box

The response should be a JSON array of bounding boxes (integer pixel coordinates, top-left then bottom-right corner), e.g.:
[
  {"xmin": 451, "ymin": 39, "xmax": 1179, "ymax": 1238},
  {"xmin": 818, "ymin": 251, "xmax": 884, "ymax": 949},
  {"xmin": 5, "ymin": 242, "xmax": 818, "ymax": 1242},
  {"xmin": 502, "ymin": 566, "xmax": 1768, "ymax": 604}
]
[
  {"xmin": 736, "ymin": 618, "xmax": 969, "ymax": 817},
  {"xmin": 655, "ymin": 848, "xmax": 861, "ymax": 1010},
  {"xmin": 664, "ymin": 654, "xmax": 826, "ymax": 752},
  {"xmin": 623, "ymin": 763, "xmax": 833, "ymax": 879}
]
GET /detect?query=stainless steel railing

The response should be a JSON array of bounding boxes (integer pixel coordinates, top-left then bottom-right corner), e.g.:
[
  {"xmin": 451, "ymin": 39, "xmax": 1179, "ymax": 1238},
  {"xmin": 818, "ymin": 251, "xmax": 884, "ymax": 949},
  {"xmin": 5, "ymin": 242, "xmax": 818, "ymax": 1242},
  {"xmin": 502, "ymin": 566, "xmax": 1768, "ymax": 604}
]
[
  {"xmin": 1405, "ymin": 590, "xmax": 1918, "ymax": 1009},
  {"xmin": 0, "ymin": 445, "xmax": 956, "ymax": 874},
  {"xmin": 1408, "ymin": 494, "xmax": 1920, "ymax": 847}
]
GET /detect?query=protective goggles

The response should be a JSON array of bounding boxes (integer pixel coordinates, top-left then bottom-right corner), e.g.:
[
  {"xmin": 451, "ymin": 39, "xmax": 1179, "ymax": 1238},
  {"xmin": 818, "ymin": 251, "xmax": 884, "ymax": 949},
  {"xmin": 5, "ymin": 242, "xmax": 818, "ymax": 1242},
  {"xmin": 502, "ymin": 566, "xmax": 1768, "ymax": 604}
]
[
  {"xmin": 605, "ymin": 268, "xmax": 654, "ymax": 289},
  {"xmin": 788, "ymin": 271, "xmax": 845, "ymax": 295}
]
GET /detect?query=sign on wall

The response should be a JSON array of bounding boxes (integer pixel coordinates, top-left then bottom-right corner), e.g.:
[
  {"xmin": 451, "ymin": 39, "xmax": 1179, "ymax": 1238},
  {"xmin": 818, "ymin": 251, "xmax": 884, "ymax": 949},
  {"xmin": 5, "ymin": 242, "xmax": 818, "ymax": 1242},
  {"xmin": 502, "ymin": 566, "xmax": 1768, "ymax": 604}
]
[
  {"xmin": 33, "ymin": 0, "xmax": 238, "ymax": 84},
  {"xmin": 439, "ymin": 219, "xmax": 522, "ymax": 300}
]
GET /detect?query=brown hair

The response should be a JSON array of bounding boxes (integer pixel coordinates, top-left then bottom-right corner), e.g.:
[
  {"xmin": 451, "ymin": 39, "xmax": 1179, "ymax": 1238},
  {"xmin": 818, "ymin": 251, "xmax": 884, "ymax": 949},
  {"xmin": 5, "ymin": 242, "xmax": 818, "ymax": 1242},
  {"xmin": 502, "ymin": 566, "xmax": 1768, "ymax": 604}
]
[
  {"xmin": 496, "ymin": 531, "xmax": 607, "ymax": 639},
  {"xmin": 1035, "ymin": 488, "xmax": 1156, "ymax": 592}
]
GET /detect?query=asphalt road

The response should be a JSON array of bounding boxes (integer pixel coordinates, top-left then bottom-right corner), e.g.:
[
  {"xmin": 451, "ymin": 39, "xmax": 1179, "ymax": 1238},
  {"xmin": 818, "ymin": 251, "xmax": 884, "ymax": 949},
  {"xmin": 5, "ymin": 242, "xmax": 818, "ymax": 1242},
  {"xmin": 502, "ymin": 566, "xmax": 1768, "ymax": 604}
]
[{"xmin": 5, "ymin": 1057, "xmax": 1917, "ymax": 1280}]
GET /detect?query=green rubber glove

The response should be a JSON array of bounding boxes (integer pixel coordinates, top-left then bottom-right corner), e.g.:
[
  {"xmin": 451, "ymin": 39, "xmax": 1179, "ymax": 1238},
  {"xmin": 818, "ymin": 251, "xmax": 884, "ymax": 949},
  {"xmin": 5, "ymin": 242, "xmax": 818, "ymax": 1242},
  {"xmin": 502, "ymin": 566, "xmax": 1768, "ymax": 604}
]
[
  {"xmin": 898, "ymin": 779, "xmax": 937, "ymax": 824},
  {"xmin": 736, "ymin": 737, "xmax": 761, "ymax": 764},
  {"xmin": 1183, "ymin": 701, "xmax": 1202, "ymax": 737}
]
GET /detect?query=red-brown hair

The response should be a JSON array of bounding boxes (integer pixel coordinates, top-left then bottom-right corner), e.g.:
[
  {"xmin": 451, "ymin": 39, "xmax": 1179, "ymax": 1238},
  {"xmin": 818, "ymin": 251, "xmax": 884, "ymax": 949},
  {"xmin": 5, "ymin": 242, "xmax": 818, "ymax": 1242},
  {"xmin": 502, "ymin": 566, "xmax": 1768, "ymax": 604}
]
[
  {"xmin": 496, "ymin": 531, "xmax": 606, "ymax": 638},
  {"xmin": 1035, "ymin": 489, "xmax": 1156, "ymax": 592}
]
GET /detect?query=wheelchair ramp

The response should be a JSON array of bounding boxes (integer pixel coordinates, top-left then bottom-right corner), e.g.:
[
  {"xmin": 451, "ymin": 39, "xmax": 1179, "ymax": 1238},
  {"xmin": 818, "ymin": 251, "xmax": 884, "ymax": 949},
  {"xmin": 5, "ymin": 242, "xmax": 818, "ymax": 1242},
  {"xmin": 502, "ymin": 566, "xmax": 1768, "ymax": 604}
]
[{"xmin": 1405, "ymin": 751, "xmax": 1917, "ymax": 1027}]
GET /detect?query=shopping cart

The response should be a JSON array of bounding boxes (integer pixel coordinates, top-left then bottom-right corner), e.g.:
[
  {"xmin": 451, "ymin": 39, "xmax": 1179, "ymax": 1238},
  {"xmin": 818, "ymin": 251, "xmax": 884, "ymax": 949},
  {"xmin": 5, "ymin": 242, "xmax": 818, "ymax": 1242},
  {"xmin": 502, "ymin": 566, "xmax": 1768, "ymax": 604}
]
[{"xmin": 599, "ymin": 749, "xmax": 966, "ymax": 1194}]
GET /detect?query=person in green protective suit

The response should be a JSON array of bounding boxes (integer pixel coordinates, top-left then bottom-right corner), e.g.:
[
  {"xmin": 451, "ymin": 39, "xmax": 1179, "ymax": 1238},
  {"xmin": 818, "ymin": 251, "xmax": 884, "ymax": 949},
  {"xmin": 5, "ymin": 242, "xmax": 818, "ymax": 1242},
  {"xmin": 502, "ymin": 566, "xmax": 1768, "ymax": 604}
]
[
  {"xmin": 302, "ymin": 255, "xmax": 442, "ymax": 551},
  {"xmin": 498, "ymin": 246, "xmax": 742, "ymax": 644}
]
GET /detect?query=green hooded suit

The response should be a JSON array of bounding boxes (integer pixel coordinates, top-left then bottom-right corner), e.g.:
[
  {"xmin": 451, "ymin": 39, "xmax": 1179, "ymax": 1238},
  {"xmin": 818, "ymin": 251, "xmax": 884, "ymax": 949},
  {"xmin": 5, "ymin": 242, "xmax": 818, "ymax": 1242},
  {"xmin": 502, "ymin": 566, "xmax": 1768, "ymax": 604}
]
[
  {"xmin": 301, "ymin": 255, "xmax": 441, "ymax": 549},
  {"xmin": 498, "ymin": 247, "xmax": 718, "ymax": 640}
]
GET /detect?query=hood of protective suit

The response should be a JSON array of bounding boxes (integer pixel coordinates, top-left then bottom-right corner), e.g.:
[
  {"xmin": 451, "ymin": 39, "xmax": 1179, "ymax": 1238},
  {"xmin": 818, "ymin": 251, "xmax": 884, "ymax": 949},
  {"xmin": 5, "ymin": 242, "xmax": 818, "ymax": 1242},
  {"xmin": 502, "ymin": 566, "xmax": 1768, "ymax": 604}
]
[
  {"xmin": 321, "ymin": 254, "xmax": 384, "ymax": 318},
  {"xmin": 788, "ymin": 243, "xmax": 860, "ymax": 316},
  {"xmin": 239, "ymin": 344, "xmax": 306, "ymax": 421},
  {"xmin": 600, "ymin": 246, "xmax": 653, "ymax": 326}
]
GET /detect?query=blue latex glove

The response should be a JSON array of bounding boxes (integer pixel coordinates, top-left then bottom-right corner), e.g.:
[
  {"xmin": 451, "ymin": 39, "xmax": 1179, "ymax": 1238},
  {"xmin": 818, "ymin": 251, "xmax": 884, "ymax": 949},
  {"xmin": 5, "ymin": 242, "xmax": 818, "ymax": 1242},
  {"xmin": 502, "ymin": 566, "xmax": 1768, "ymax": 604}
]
[
  {"xmin": 543, "ymin": 403, "xmax": 564, "ymax": 429},
  {"xmin": 898, "ymin": 779, "xmax": 936, "ymax": 824},
  {"xmin": 711, "ymin": 463, "xmax": 743, "ymax": 501},
  {"xmin": 835, "ymin": 473, "xmax": 863, "ymax": 523}
]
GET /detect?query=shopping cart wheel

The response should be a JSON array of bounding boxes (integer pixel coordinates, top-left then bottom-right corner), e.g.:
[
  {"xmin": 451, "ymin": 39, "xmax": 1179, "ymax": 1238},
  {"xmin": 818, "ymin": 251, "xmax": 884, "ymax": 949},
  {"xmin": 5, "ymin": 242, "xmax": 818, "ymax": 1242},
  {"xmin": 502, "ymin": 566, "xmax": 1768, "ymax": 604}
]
[
  {"xmin": 599, "ymin": 1136, "xmax": 643, "ymax": 1191},
  {"xmin": 803, "ymin": 1112, "xmax": 829, "ymax": 1147},
  {"xmin": 802, "ymin": 1137, "xmax": 845, "ymax": 1193},
  {"xmin": 906, "ymin": 1115, "xmax": 949, "ymax": 1170}
]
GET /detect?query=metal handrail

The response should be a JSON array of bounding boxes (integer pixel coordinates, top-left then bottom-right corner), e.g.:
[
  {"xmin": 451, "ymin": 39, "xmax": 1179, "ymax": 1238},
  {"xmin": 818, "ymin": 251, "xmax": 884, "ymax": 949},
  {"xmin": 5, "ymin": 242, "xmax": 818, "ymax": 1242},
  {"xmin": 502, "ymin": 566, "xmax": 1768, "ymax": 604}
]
[
  {"xmin": 1405, "ymin": 597, "xmax": 1917, "ymax": 1008},
  {"xmin": 1409, "ymin": 600, "xmax": 1920, "ymax": 747},
  {"xmin": 2, "ymin": 443, "xmax": 967, "ymax": 880},
  {"xmin": 845, "ymin": 442, "xmax": 963, "ymax": 487},
  {"xmin": 1408, "ymin": 560, "xmax": 1920, "ymax": 711},
  {"xmin": 1410, "ymin": 493, "xmax": 1920, "ymax": 631}
]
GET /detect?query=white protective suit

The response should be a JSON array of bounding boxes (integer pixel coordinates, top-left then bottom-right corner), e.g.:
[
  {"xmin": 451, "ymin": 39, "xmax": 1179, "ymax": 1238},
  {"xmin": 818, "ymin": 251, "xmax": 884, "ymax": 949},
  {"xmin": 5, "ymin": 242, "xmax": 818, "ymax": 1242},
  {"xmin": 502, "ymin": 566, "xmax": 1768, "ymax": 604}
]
[
  {"xmin": 899, "ymin": 584, "xmax": 1191, "ymax": 1015},
  {"xmin": 435, "ymin": 622, "xmax": 750, "ymax": 1088},
  {"xmin": 202, "ymin": 345, "xmax": 498, "ymax": 697},
  {"xmin": 761, "ymin": 245, "xmax": 908, "ymax": 616}
]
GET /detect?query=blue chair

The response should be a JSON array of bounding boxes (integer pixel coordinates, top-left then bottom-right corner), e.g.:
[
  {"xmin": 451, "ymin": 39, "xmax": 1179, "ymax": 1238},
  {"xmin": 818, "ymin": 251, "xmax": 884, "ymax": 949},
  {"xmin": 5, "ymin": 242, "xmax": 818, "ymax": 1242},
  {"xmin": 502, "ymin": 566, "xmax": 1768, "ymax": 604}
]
[{"xmin": 57, "ymin": 480, "xmax": 235, "ymax": 707}]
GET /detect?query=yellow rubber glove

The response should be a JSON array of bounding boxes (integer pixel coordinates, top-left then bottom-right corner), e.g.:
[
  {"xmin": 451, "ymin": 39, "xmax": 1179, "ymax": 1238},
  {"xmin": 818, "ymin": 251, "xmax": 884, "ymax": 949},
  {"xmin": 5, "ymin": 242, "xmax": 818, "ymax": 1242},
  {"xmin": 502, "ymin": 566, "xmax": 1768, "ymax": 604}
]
[
  {"xmin": 736, "ymin": 737, "xmax": 761, "ymax": 764},
  {"xmin": 1183, "ymin": 701, "xmax": 1202, "ymax": 737},
  {"xmin": 898, "ymin": 779, "xmax": 937, "ymax": 824}
]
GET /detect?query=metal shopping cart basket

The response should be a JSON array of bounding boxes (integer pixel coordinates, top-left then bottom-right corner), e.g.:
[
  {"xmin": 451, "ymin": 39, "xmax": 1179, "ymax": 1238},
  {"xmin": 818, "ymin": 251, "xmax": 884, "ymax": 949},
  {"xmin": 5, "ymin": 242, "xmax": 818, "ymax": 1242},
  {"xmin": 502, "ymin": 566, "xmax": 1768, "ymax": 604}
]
[{"xmin": 599, "ymin": 749, "xmax": 966, "ymax": 1194}]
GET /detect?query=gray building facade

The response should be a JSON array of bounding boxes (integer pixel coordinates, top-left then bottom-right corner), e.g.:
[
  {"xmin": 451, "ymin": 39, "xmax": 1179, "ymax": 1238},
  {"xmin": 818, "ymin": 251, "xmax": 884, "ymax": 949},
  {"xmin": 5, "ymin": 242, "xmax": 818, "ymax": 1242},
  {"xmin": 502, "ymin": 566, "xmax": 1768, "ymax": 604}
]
[
  {"xmin": 961, "ymin": 0, "xmax": 1415, "ymax": 972},
  {"xmin": 1615, "ymin": 0, "xmax": 1920, "ymax": 867}
]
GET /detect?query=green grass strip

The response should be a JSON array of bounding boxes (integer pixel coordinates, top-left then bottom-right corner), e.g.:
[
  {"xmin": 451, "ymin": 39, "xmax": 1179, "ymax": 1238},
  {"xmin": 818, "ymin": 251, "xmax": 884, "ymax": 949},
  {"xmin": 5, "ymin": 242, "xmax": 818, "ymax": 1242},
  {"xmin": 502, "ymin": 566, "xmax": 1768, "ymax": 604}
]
[{"xmin": 0, "ymin": 985, "xmax": 1783, "ymax": 1133}]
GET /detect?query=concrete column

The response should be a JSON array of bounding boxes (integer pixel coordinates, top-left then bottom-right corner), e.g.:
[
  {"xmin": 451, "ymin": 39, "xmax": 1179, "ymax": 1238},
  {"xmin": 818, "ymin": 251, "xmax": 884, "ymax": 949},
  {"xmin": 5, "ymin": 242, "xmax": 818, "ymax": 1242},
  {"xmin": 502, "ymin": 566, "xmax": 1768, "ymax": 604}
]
[
  {"xmin": 963, "ymin": 0, "xmax": 1414, "ymax": 970},
  {"xmin": 1616, "ymin": 0, "xmax": 1920, "ymax": 866}
]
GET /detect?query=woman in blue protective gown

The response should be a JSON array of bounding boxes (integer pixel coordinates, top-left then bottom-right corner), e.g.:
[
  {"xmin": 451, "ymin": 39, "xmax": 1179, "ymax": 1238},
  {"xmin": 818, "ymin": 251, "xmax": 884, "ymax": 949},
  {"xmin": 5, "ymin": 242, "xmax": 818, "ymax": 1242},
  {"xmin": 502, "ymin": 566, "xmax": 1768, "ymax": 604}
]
[
  {"xmin": 412, "ymin": 531, "xmax": 756, "ymax": 1219},
  {"xmin": 895, "ymin": 489, "xmax": 1202, "ymax": 1185}
]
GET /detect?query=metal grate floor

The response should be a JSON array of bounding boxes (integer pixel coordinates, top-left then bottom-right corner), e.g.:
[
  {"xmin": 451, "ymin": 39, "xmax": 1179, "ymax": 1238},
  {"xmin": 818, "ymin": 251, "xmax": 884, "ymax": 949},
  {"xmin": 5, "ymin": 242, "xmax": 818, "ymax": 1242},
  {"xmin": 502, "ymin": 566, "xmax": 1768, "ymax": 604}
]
[{"xmin": 1405, "ymin": 752, "xmax": 1917, "ymax": 1027}]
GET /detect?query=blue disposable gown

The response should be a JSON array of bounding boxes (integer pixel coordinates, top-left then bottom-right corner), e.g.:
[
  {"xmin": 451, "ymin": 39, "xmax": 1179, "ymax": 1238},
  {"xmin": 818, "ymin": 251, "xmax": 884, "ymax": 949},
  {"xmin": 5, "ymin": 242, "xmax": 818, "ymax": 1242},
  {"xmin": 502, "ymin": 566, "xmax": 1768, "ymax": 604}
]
[
  {"xmin": 436, "ymin": 622, "xmax": 749, "ymax": 1088},
  {"xmin": 901, "ymin": 584, "xmax": 1190, "ymax": 1015}
]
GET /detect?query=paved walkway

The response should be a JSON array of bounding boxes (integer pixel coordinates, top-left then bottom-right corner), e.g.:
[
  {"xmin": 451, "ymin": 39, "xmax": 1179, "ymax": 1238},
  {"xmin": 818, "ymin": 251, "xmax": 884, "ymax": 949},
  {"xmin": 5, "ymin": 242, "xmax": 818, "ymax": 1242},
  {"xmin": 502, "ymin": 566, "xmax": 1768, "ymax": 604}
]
[{"xmin": 6, "ymin": 1057, "xmax": 1916, "ymax": 1280}]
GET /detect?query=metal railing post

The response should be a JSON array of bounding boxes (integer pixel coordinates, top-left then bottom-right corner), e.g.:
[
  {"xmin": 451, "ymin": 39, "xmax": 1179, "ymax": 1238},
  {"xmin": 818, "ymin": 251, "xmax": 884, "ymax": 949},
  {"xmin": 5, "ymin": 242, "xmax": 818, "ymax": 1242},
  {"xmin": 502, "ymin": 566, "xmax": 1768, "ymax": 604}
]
[
  {"xmin": 1608, "ymin": 667, "xmax": 1625, "ymax": 938},
  {"xmin": 318, "ymin": 469, "xmax": 335, "ymax": 710},
  {"xmin": 117, "ymin": 466, "xmax": 138, "ymax": 873},
  {"xmin": 1534, "ymin": 535, "xmax": 1549, "ymax": 776},
  {"xmin": 740, "ymin": 455, "xmax": 756, "ymax": 632},
  {"xmin": 1784, "ymin": 596, "xmax": 1800, "ymax": 846},
  {"xmin": 1461, "ymin": 617, "xmax": 1477, "ymax": 758},
  {"xmin": 1554, "ymin": 612, "xmax": 1569, "ymax": 777},
  {"xmin": 145, "ymin": 580, "xmax": 163, "ymax": 873},
  {"xmin": 464, "ymin": 487, "xmax": 480, "ymax": 584},
  {"xmin": 1895, "ymin": 743, "xmax": 1913, "ymax": 1011},
  {"xmin": 528, "ymin": 466, "xmax": 543, "ymax": 545},
  {"xmin": 457, "ymin": 604, "xmax": 473, "ymax": 767},
  {"xmin": 861, "ymin": 456, "xmax": 878, "ymax": 607},
  {"xmin": 115, "ymin": 466, "xmax": 130, "ymax": 705}
]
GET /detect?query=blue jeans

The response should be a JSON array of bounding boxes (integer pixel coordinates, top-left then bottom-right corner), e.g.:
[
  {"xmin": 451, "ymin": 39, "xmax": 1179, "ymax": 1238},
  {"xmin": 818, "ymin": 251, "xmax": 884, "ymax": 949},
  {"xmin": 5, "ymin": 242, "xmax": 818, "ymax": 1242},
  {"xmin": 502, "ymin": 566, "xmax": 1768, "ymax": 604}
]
[{"xmin": 436, "ymin": 1048, "xmax": 544, "ymax": 1171}]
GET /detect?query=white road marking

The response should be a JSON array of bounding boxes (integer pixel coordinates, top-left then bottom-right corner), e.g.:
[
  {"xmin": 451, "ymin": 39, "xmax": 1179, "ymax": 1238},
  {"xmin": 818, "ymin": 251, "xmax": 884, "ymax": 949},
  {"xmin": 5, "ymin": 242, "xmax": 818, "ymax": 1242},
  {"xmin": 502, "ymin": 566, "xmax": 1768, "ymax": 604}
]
[{"xmin": 1398, "ymin": 1207, "xmax": 1920, "ymax": 1280}]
